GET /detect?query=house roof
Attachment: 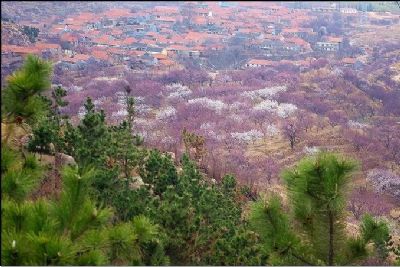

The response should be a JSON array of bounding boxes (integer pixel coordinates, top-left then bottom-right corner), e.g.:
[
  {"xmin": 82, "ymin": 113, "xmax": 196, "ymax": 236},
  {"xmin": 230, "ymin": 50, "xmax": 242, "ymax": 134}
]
[
  {"xmin": 167, "ymin": 44, "xmax": 189, "ymax": 51},
  {"xmin": 128, "ymin": 50, "xmax": 146, "ymax": 57},
  {"xmin": 247, "ymin": 59, "xmax": 276, "ymax": 66},
  {"xmin": 60, "ymin": 33, "xmax": 79, "ymax": 42},
  {"xmin": 193, "ymin": 16, "xmax": 207, "ymax": 25},
  {"xmin": 342, "ymin": 57, "xmax": 356, "ymax": 64},
  {"xmin": 91, "ymin": 50, "xmax": 109, "ymax": 61},
  {"xmin": 34, "ymin": 43, "xmax": 61, "ymax": 50},
  {"xmin": 156, "ymin": 36, "xmax": 168, "ymax": 43},
  {"xmin": 159, "ymin": 59, "xmax": 174, "ymax": 66},
  {"xmin": 156, "ymin": 17, "xmax": 176, "ymax": 23},
  {"xmin": 103, "ymin": 8, "xmax": 132, "ymax": 19},
  {"xmin": 111, "ymin": 28, "xmax": 123, "ymax": 36},
  {"xmin": 121, "ymin": 37, "xmax": 137, "ymax": 45},
  {"xmin": 146, "ymin": 46, "xmax": 163, "ymax": 53},
  {"xmin": 154, "ymin": 6, "xmax": 180, "ymax": 13},
  {"xmin": 285, "ymin": 37, "xmax": 310, "ymax": 47},
  {"xmin": 2, "ymin": 45, "xmax": 40, "ymax": 54},
  {"xmin": 154, "ymin": 53, "xmax": 167, "ymax": 60},
  {"xmin": 327, "ymin": 36, "xmax": 343, "ymax": 43},
  {"xmin": 141, "ymin": 39, "xmax": 157, "ymax": 46},
  {"xmin": 63, "ymin": 53, "xmax": 90, "ymax": 63},
  {"xmin": 92, "ymin": 35, "xmax": 114, "ymax": 45}
]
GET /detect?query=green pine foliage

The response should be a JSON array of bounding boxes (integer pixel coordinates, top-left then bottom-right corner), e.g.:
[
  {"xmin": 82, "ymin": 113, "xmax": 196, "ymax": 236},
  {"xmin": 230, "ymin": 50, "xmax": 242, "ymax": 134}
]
[
  {"xmin": 139, "ymin": 150, "xmax": 179, "ymax": 196},
  {"xmin": 1, "ymin": 160, "xmax": 164, "ymax": 265},
  {"xmin": 2, "ymin": 54, "xmax": 52, "ymax": 126},
  {"xmin": 74, "ymin": 97, "xmax": 111, "ymax": 168},
  {"xmin": 250, "ymin": 195, "xmax": 314, "ymax": 265},
  {"xmin": 282, "ymin": 152, "xmax": 357, "ymax": 265},
  {"xmin": 28, "ymin": 85, "xmax": 69, "ymax": 155},
  {"xmin": 250, "ymin": 152, "xmax": 392, "ymax": 266},
  {"xmin": 28, "ymin": 119, "xmax": 58, "ymax": 154},
  {"xmin": 109, "ymin": 121, "xmax": 146, "ymax": 179},
  {"xmin": 1, "ymin": 146, "xmax": 43, "ymax": 202},
  {"xmin": 138, "ymin": 154, "xmax": 264, "ymax": 265}
]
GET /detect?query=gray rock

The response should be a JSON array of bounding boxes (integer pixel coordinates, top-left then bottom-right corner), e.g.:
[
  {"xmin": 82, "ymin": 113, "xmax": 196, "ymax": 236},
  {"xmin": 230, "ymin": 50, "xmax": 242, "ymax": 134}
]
[{"xmin": 57, "ymin": 153, "xmax": 77, "ymax": 166}]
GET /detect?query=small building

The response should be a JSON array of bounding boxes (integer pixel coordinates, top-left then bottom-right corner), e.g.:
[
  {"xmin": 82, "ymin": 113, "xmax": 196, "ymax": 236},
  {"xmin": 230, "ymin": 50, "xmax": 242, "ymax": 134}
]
[
  {"xmin": 342, "ymin": 57, "xmax": 356, "ymax": 66},
  {"xmin": 340, "ymin": 8, "xmax": 358, "ymax": 14},
  {"xmin": 146, "ymin": 46, "xmax": 167, "ymax": 55},
  {"xmin": 139, "ymin": 53, "xmax": 158, "ymax": 66},
  {"xmin": 315, "ymin": 37, "xmax": 342, "ymax": 52},
  {"xmin": 245, "ymin": 59, "xmax": 276, "ymax": 68}
]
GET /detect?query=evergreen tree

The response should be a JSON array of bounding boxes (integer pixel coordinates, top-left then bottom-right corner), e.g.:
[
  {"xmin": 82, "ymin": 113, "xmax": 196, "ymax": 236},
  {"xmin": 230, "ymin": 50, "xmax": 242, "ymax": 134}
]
[
  {"xmin": 27, "ymin": 118, "xmax": 58, "ymax": 155},
  {"xmin": 283, "ymin": 152, "xmax": 356, "ymax": 265},
  {"xmin": 73, "ymin": 97, "xmax": 110, "ymax": 169},
  {"xmin": 1, "ymin": 145, "xmax": 43, "ymax": 203},
  {"xmin": 28, "ymin": 86, "xmax": 69, "ymax": 154},
  {"xmin": 2, "ymin": 54, "xmax": 52, "ymax": 128},
  {"xmin": 250, "ymin": 152, "xmax": 391, "ymax": 265},
  {"xmin": 1, "ymin": 155, "xmax": 164, "ymax": 265},
  {"xmin": 109, "ymin": 121, "xmax": 146, "ymax": 179},
  {"xmin": 139, "ymin": 150, "xmax": 179, "ymax": 196},
  {"xmin": 137, "ymin": 152, "xmax": 264, "ymax": 265}
]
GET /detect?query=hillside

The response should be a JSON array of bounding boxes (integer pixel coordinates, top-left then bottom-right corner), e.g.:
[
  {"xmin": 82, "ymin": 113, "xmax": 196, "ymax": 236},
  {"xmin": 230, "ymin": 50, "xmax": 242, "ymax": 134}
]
[
  {"xmin": 1, "ymin": 1, "xmax": 400, "ymax": 266},
  {"xmin": 2, "ymin": 53, "xmax": 400, "ymax": 266}
]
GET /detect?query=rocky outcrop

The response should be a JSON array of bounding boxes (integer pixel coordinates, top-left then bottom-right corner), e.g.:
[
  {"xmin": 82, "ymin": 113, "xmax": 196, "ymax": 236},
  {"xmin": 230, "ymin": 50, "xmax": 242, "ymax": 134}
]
[
  {"xmin": 56, "ymin": 152, "xmax": 77, "ymax": 166},
  {"xmin": 390, "ymin": 208, "xmax": 400, "ymax": 221}
]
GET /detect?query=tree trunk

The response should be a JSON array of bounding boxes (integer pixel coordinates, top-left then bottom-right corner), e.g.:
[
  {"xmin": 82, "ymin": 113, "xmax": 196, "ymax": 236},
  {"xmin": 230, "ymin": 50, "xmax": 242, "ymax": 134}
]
[
  {"xmin": 328, "ymin": 209, "xmax": 334, "ymax": 265},
  {"xmin": 54, "ymin": 151, "xmax": 62, "ymax": 195}
]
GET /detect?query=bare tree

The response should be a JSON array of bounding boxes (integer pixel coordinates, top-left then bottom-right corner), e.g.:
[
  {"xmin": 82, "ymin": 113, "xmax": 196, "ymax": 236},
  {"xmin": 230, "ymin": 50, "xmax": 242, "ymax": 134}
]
[{"xmin": 283, "ymin": 119, "xmax": 300, "ymax": 150}]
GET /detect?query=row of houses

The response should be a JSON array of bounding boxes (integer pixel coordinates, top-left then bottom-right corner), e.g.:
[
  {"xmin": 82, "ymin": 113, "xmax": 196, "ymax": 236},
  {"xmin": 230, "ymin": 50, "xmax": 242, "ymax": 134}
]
[{"xmin": 2, "ymin": 1, "xmax": 383, "ymax": 73}]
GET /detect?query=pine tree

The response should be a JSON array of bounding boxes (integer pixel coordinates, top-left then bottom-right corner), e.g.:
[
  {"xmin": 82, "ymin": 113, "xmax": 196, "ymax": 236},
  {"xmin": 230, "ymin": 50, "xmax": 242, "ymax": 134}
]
[
  {"xmin": 1, "ymin": 145, "xmax": 43, "ymax": 203},
  {"xmin": 137, "ymin": 152, "xmax": 262, "ymax": 265},
  {"xmin": 282, "ymin": 152, "xmax": 357, "ymax": 265},
  {"xmin": 2, "ymin": 55, "xmax": 52, "ymax": 128},
  {"xmin": 250, "ymin": 152, "xmax": 391, "ymax": 265},
  {"xmin": 1, "ymin": 153, "xmax": 164, "ymax": 265},
  {"xmin": 27, "ymin": 85, "xmax": 68, "ymax": 155},
  {"xmin": 73, "ymin": 97, "xmax": 111, "ymax": 169},
  {"xmin": 109, "ymin": 121, "xmax": 146, "ymax": 179},
  {"xmin": 139, "ymin": 150, "xmax": 179, "ymax": 196},
  {"xmin": 1, "ymin": 54, "xmax": 53, "ymax": 161}
]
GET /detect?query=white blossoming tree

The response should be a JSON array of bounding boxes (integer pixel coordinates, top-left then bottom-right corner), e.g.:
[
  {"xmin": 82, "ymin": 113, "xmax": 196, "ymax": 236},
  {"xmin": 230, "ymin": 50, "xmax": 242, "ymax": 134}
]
[
  {"xmin": 231, "ymin": 129, "xmax": 264, "ymax": 144},
  {"xmin": 366, "ymin": 168, "xmax": 400, "ymax": 201},
  {"xmin": 188, "ymin": 97, "xmax": 226, "ymax": 114},
  {"xmin": 155, "ymin": 106, "xmax": 177, "ymax": 121},
  {"xmin": 241, "ymin": 85, "xmax": 287, "ymax": 100}
]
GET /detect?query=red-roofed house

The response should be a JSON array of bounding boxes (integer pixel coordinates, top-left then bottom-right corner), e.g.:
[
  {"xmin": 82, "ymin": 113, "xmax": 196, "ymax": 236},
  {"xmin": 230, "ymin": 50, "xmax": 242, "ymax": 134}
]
[
  {"xmin": 63, "ymin": 53, "xmax": 90, "ymax": 63},
  {"xmin": 121, "ymin": 37, "xmax": 137, "ymax": 46},
  {"xmin": 342, "ymin": 57, "xmax": 356, "ymax": 66},
  {"xmin": 91, "ymin": 50, "xmax": 109, "ymax": 61},
  {"xmin": 2, "ymin": 45, "xmax": 40, "ymax": 57},
  {"xmin": 167, "ymin": 45, "xmax": 190, "ymax": 54},
  {"xmin": 103, "ymin": 8, "xmax": 132, "ymax": 19},
  {"xmin": 285, "ymin": 37, "xmax": 311, "ymax": 51},
  {"xmin": 154, "ymin": 6, "xmax": 180, "ymax": 15}
]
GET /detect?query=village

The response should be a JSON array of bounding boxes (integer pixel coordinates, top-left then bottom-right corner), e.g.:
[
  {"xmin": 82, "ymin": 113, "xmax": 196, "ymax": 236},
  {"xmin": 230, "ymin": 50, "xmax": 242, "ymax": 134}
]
[{"xmin": 2, "ymin": 1, "xmax": 399, "ymax": 79}]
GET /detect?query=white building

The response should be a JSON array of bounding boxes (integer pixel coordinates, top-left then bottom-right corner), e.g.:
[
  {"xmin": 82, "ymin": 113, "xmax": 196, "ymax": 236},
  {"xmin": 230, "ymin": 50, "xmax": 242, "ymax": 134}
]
[{"xmin": 340, "ymin": 8, "xmax": 358, "ymax": 14}]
